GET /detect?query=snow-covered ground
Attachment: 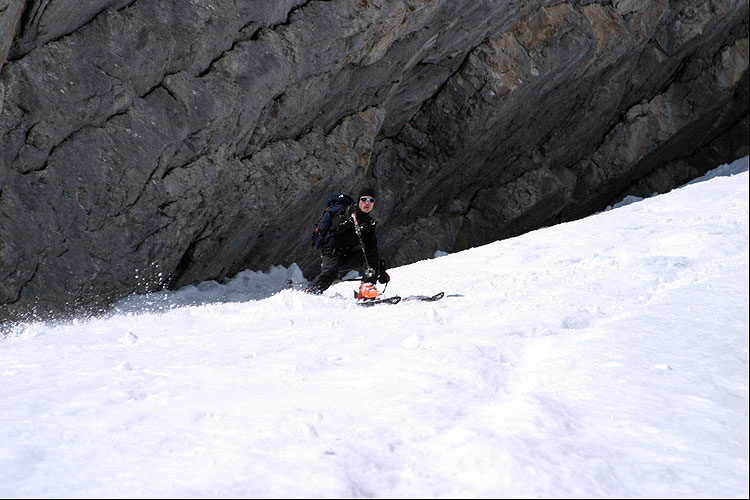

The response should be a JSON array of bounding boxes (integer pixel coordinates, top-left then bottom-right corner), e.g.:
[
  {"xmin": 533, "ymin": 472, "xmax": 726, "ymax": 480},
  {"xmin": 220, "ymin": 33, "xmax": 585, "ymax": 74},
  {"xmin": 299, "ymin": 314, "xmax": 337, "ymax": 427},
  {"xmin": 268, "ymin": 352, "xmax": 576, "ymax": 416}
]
[{"xmin": 1, "ymin": 157, "xmax": 748, "ymax": 498}]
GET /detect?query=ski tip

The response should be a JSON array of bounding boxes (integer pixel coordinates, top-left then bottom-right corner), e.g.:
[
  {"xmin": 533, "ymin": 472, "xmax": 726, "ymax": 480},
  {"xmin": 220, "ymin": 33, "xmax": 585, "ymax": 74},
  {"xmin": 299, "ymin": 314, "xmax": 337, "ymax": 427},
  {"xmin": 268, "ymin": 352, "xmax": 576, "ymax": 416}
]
[{"xmin": 401, "ymin": 291, "xmax": 445, "ymax": 302}]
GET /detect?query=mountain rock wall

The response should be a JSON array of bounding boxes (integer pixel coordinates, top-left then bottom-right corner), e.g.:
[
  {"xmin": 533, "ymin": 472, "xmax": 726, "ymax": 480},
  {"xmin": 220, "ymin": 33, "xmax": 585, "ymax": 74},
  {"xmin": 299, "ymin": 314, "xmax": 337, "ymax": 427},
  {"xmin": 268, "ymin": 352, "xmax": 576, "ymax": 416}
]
[{"xmin": 1, "ymin": 0, "xmax": 747, "ymax": 322}]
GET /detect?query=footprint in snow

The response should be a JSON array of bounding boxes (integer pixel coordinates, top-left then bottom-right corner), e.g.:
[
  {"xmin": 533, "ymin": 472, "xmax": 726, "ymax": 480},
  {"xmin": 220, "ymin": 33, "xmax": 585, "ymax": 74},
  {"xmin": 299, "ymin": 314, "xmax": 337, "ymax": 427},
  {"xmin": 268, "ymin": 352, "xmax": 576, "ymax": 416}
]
[{"xmin": 403, "ymin": 333, "xmax": 423, "ymax": 350}]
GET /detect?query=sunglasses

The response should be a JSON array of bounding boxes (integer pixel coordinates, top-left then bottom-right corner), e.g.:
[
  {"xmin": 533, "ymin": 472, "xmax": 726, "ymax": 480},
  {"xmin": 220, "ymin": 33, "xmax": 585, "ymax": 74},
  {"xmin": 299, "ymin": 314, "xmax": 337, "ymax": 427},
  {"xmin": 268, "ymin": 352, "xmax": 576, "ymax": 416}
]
[{"xmin": 359, "ymin": 197, "xmax": 375, "ymax": 203}]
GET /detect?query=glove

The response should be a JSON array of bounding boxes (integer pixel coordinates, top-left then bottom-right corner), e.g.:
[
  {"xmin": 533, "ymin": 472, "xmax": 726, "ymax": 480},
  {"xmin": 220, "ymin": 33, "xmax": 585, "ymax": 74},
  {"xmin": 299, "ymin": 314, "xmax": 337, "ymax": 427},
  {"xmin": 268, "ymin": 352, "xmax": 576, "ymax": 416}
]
[
  {"xmin": 377, "ymin": 260, "xmax": 389, "ymax": 284},
  {"xmin": 338, "ymin": 206, "xmax": 356, "ymax": 231},
  {"xmin": 363, "ymin": 267, "xmax": 377, "ymax": 284}
]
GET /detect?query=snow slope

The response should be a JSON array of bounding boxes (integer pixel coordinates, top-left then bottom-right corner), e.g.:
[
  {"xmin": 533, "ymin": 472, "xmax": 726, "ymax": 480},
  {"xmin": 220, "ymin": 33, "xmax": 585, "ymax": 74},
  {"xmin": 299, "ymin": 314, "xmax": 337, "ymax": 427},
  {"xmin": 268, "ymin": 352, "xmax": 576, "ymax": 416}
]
[{"xmin": 1, "ymin": 158, "xmax": 748, "ymax": 498}]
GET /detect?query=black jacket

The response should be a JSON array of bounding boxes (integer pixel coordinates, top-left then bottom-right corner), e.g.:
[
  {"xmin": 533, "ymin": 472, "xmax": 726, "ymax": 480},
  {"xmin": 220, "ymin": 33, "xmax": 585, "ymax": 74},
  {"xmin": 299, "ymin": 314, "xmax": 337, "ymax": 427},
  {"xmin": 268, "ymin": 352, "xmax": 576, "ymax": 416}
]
[{"xmin": 325, "ymin": 205, "xmax": 379, "ymax": 271}]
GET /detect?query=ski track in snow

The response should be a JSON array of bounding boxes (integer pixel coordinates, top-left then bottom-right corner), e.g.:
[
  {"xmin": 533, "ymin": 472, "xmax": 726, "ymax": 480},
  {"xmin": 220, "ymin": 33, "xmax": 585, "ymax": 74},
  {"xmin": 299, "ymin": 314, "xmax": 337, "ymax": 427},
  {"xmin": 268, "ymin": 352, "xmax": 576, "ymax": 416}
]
[{"xmin": 0, "ymin": 158, "xmax": 748, "ymax": 498}]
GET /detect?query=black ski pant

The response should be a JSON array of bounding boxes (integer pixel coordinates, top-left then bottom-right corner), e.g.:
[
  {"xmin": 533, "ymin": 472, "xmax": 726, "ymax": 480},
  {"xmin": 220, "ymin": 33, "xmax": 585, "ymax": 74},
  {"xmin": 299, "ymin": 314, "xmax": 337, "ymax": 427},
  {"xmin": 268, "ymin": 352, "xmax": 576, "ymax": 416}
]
[{"xmin": 307, "ymin": 250, "xmax": 363, "ymax": 294}]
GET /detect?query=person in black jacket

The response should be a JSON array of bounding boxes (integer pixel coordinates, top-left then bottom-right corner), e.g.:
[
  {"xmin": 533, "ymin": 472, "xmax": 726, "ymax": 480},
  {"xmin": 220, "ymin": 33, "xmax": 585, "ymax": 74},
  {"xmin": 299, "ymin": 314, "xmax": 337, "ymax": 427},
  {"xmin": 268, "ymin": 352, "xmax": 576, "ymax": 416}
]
[{"xmin": 306, "ymin": 186, "xmax": 390, "ymax": 294}]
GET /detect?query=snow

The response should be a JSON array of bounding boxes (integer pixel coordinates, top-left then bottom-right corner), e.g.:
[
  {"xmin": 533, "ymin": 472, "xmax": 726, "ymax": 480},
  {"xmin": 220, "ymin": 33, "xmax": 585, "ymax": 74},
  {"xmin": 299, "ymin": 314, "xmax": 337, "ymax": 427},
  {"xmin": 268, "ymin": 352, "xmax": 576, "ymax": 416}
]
[{"xmin": 1, "ymin": 157, "xmax": 748, "ymax": 498}]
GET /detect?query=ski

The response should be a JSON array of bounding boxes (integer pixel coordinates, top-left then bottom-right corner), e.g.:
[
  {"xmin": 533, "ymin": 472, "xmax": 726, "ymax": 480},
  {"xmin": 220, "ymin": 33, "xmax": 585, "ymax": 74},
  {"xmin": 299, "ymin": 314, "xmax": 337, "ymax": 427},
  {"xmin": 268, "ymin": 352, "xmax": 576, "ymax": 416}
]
[
  {"xmin": 357, "ymin": 296, "xmax": 401, "ymax": 306},
  {"xmin": 285, "ymin": 280, "xmax": 453, "ymax": 306},
  {"xmin": 402, "ymin": 292, "xmax": 445, "ymax": 302},
  {"xmin": 358, "ymin": 292, "xmax": 447, "ymax": 306}
]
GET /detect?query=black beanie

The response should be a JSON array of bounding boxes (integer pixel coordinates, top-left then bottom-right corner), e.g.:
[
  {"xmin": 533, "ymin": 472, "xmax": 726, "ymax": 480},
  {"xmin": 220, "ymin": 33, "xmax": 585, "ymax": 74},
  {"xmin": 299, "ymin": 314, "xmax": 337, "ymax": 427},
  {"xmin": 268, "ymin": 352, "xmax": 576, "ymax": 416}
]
[{"xmin": 358, "ymin": 186, "xmax": 376, "ymax": 198}]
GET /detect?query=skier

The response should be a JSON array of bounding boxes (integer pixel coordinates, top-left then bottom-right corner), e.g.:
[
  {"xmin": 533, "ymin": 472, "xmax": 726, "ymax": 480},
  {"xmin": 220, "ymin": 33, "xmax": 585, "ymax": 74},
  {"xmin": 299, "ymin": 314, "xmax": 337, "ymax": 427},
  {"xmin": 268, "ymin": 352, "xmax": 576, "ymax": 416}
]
[{"xmin": 306, "ymin": 186, "xmax": 390, "ymax": 294}]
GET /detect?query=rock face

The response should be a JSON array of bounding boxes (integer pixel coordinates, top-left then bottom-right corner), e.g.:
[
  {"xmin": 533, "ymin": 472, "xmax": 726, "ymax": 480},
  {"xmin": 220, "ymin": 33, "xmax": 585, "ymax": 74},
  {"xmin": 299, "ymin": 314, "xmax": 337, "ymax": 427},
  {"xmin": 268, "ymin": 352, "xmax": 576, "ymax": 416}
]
[{"xmin": 1, "ymin": 0, "xmax": 747, "ymax": 322}]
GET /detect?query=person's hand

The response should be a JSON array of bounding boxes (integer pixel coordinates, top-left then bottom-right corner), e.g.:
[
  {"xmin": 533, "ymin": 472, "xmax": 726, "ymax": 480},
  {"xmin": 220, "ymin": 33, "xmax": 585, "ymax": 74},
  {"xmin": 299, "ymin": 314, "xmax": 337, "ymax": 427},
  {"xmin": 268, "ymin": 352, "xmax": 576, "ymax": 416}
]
[
  {"xmin": 339, "ymin": 206, "xmax": 356, "ymax": 230},
  {"xmin": 378, "ymin": 271, "xmax": 390, "ymax": 284}
]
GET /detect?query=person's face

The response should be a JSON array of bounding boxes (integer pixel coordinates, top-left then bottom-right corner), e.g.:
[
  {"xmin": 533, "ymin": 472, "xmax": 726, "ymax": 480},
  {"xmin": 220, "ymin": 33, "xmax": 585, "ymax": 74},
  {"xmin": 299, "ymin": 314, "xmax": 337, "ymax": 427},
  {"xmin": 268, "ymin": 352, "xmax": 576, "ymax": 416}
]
[{"xmin": 358, "ymin": 196, "xmax": 375, "ymax": 214}]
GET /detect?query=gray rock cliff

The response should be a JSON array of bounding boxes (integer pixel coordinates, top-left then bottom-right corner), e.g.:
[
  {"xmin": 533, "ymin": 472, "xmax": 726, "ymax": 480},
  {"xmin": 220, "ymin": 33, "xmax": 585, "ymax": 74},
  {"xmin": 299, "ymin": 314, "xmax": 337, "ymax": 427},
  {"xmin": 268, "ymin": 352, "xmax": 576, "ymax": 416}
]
[{"xmin": 1, "ymin": 0, "xmax": 747, "ymax": 322}]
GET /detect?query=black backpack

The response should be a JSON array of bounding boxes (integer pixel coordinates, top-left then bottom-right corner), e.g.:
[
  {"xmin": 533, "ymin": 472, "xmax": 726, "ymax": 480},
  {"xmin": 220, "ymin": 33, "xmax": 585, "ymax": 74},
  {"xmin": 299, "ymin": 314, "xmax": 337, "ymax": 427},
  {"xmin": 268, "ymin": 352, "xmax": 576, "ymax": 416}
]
[{"xmin": 311, "ymin": 192, "xmax": 355, "ymax": 249}]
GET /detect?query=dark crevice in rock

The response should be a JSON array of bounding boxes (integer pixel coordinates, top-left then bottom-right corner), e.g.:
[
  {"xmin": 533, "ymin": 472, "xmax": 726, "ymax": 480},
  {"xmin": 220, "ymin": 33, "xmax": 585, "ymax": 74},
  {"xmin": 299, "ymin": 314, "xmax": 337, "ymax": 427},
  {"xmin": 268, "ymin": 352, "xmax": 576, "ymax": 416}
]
[
  {"xmin": 8, "ymin": 0, "xmax": 138, "ymax": 61},
  {"xmin": 102, "ymin": 109, "xmax": 129, "ymax": 126},
  {"xmin": 197, "ymin": 23, "xmax": 263, "ymax": 79},
  {"xmin": 114, "ymin": 0, "xmax": 137, "ymax": 13},
  {"xmin": 658, "ymin": 53, "xmax": 693, "ymax": 96},
  {"xmin": 16, "ymin": 122, "xmax": 82, "ymax": 174},
  {"xmin": 13, "ymin": 259, "xmax": 40, "ymax": 306},
  {"xmin": 9, "ymin": 1, "xmax": 41, "ymax": 51},
  {"xmin": 169, "ymin": 239, "xmax": 197, "ymax": 288},
  {"xmin": 167, "ymin": 222, "xmax": 219, "ymax": 289},
  {"xmin": 139, "ymin": 71, "xmax": 180, "ymax": 100},
  {"xmin": 195, "ymin": 0, "xmax": 313, "ymax": 79},
  {"xmin": 133, "ymin": 221, "xmax": 171, "ymax": 254}
]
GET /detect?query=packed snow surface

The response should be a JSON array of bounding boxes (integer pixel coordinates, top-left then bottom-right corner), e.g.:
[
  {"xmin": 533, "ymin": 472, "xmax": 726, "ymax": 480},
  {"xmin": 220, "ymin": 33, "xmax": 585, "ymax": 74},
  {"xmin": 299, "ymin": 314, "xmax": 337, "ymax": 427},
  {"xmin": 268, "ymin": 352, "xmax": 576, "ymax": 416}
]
[{"xmin": 1, "ymin": 158, "xmax": 748, "ymax": 498}]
